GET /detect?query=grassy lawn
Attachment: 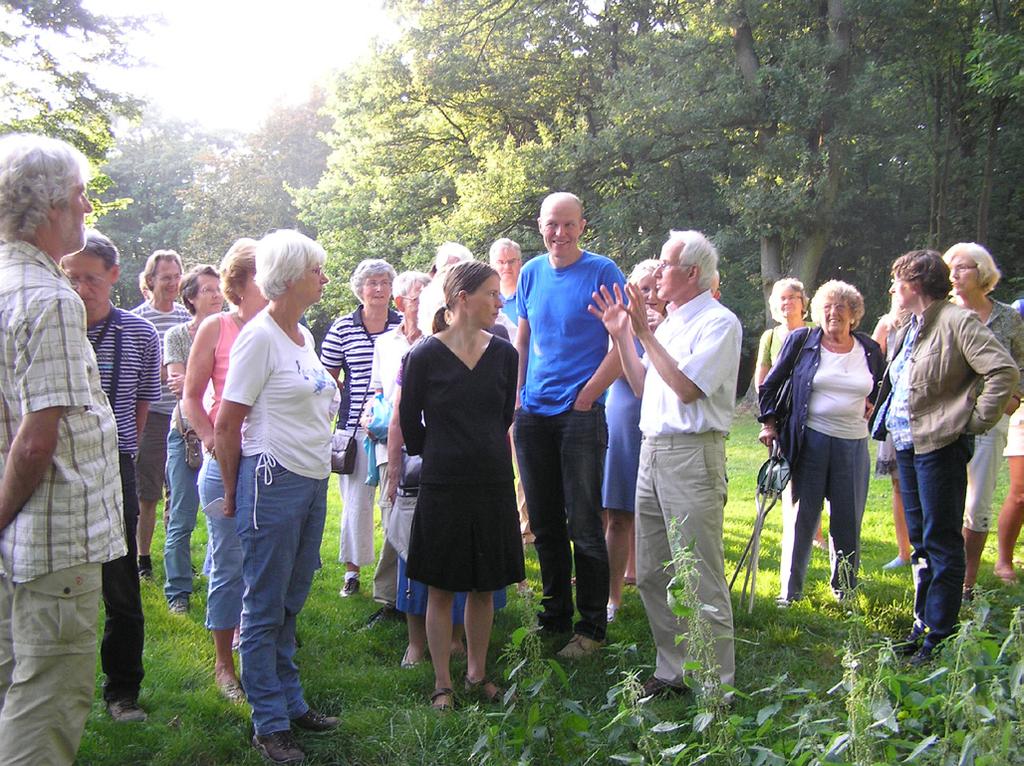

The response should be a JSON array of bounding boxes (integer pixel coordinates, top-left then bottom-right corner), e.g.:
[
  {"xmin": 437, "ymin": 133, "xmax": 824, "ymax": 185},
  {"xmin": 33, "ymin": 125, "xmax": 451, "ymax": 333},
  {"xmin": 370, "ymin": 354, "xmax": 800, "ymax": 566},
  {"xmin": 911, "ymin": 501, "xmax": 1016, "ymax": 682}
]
[{"xmin": 77, "ymin": 412, "xmax": 1023, "ymax": 765}]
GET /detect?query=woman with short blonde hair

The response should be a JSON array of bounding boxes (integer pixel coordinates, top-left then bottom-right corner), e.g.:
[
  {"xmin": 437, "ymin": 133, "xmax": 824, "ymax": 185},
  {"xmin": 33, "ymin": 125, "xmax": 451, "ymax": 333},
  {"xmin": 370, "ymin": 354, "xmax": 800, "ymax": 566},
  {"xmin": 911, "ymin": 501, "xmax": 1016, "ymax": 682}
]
[{"xmin": 756, "ymin": 278, "xmax": 809, "ymax": 388}]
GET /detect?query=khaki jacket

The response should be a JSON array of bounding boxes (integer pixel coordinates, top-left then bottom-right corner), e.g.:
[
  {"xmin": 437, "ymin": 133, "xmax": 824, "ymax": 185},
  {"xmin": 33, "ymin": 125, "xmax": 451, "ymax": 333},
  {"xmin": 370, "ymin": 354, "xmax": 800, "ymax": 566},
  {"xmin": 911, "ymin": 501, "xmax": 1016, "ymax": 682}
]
[{"xmin": 871, "ymin": 300, "xmax": 1019, "ymax": 455}]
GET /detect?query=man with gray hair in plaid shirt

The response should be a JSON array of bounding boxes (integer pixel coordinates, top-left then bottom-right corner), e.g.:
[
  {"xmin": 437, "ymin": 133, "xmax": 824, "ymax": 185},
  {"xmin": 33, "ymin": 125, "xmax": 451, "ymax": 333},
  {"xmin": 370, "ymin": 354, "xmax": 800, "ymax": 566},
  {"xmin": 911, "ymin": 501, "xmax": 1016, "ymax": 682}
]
[{"xmin": 0, "ymin": 134, "xmax": 127, "ymax": 765}]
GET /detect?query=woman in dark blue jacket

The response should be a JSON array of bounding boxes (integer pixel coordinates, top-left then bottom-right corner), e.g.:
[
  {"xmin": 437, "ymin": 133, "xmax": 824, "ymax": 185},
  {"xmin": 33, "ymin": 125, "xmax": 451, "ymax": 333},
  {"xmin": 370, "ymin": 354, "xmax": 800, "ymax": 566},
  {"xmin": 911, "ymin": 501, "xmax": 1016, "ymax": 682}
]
[{"xmin": 758, "ymin": 280, "xmax": 886, "ymax": 604}]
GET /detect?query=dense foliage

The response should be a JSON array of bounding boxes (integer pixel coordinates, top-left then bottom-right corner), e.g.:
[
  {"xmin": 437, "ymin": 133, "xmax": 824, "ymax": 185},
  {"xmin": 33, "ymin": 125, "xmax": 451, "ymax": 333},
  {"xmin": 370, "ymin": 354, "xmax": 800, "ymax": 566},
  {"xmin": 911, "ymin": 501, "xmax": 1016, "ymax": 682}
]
[{"xmin": 296, "ymin": 0, "xmax": 1023, "ymax": 359}]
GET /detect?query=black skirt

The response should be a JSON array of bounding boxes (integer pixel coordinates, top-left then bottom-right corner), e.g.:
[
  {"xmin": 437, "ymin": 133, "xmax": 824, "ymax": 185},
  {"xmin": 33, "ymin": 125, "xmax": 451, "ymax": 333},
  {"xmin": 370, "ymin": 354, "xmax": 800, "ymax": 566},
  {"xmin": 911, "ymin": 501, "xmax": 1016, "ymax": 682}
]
[{"xmin": 406, "ymin": 481, "xmax": 525, "ymax": 592}]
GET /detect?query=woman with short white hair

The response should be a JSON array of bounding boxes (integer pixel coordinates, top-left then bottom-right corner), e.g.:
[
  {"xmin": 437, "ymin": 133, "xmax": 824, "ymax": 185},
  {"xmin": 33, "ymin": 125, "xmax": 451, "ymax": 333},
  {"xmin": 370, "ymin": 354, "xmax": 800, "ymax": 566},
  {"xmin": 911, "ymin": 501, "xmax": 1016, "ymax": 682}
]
[
  {"xmin": 320, "ymin": 258, "xmax": 401, "ymax": 597},
  {"xmin": 759, "ymin": 280, "xmax": 885, "ymax": 604},
  {"xmin": 943, "ymin": 242, "xmax": 1024, "ymax": 596},
  {"xmin": 215, "ymin": 229, "xmax": 341, "ymax": 764}
]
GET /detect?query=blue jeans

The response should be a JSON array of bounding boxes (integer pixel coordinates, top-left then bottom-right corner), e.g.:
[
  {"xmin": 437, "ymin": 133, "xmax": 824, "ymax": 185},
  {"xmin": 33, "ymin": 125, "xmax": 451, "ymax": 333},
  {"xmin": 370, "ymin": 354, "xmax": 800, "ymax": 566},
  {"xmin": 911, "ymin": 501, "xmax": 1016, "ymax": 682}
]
[
  {"xmin": 895, "ymin": 435, "xmax": 973, "ymax": 649},
  {"xmin": 198, "ymin": 457, "xmax": 243, "ymax": 631},
  {"xmin": 164, "ymin": 428, "xmax": 200, "ymax": 602},
  {"xmin": 235, "ymin": 454, "xmax": 328, "ymax": 735},
  {"xmin": 514, "ymin": 405, "xmax": 609, "ymax": 641}
]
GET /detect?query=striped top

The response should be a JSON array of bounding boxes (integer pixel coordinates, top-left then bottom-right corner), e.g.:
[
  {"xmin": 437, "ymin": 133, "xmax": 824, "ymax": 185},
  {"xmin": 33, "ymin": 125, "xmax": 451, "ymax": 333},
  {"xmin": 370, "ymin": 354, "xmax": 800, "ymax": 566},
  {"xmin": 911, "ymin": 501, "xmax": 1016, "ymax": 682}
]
[
  {"xmin": 0, "ymin": 240, "xmax": 127, "ymax": 581},
  {"xmin": 87, "ymin": 306, "xmax": 162, "ymax": 454},
  {"xmin": 131, "ymin": 300, "xmax": 191, "ymax": 415},
  {"xmin": 320, "ymin": 305, "xmax": 401, "ymax": 430}
]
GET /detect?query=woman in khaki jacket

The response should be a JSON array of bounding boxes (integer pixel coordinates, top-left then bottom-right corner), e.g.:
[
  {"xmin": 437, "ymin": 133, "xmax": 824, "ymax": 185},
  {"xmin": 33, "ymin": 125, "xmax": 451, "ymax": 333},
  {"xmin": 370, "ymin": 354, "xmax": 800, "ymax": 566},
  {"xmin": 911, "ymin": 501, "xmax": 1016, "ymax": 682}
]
[{"xmin": 870, "ymin": 249, "xmax": 1018, "ymax": 666}]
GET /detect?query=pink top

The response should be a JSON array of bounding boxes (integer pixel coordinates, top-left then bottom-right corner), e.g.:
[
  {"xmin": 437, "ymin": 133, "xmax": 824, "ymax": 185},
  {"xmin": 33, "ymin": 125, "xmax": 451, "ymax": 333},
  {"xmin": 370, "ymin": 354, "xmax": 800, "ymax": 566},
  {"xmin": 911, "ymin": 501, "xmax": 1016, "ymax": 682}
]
[{"xmin": 208, "ymin": 312, "xmax": 241, "ymax": 425}]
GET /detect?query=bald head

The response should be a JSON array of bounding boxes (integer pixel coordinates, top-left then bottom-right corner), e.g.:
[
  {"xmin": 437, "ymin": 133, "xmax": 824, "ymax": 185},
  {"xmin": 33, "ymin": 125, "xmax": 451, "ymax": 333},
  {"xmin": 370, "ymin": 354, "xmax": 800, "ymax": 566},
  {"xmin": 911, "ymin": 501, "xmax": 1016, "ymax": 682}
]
[
  {"xmin": 538, "ymin": 192, "xmax": 587, "ymax": 265},
  {"xmin": 539, "ymin": 192, "xmax": 584, "ymax": 220}
]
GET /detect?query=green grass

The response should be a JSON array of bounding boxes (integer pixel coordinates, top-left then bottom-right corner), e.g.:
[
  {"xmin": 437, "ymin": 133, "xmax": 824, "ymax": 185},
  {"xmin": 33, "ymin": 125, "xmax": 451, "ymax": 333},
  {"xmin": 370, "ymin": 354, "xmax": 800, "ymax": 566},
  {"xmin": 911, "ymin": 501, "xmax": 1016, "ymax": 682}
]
[{"xmin": 76, "ymin": 412, "xmax": 1023, "ymax": 765}]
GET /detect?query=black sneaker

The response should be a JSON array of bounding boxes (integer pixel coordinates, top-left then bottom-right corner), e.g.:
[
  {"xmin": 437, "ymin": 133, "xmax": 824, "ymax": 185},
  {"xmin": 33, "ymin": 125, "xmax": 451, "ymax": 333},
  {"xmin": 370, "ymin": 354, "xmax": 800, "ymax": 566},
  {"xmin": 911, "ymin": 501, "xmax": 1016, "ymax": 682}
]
[
  {"xmin": 908, "ymin": 645, "xmax": 935, "ymax": 667},
  {"xmin": 339, "ymin": 578, "xmax": 359, "ymax": 598},
  {"xmin": 138, "ymin": 555, "xmax": 153, "ymax": 580},
  {"xmin": 894, "ymin": 630, "xmax": 924, "ymax": 657},
  {"xmin": 291, "ymin": 708, "xmax": 340, "ymax": 732},
  {"xmin": 252, "ymin": 730, "xmax": 304, "ymax": 764}
]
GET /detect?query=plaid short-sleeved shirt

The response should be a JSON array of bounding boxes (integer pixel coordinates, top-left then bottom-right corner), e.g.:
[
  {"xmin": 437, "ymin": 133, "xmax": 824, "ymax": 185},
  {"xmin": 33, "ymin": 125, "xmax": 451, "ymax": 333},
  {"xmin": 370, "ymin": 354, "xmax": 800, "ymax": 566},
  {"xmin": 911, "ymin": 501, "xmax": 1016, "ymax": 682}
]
[{"xmin": 0, "ymin": 240, "xmax": 126, "ymax": 581}]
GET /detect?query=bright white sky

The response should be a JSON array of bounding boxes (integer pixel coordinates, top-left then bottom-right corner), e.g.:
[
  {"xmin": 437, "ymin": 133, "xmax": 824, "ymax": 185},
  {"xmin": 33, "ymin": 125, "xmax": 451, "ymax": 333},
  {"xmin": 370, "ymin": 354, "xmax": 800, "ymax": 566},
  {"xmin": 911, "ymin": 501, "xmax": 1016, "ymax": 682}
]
[{"xmin": 85, "ymin": 0, "xmax": 397, "ymax": 133}]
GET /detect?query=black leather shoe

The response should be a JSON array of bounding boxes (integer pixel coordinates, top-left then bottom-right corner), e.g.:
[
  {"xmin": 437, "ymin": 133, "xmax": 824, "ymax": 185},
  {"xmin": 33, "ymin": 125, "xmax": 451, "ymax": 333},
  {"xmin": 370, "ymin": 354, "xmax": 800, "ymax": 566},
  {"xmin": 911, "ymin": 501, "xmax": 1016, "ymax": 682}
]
[
  {"xmin": 253, "ymin": 730, "xmax": 304, "ymax": 764},
  {"xmin": 365, "ymin": 605, "xmax": 401, "ymax": 627},
  {"xmin": 291, "ymin": 708, "xmax": 340, "ymax": 732},
  {"xmin": 640, "ymin": 676, "xmax": 688, "ymax": 700}
]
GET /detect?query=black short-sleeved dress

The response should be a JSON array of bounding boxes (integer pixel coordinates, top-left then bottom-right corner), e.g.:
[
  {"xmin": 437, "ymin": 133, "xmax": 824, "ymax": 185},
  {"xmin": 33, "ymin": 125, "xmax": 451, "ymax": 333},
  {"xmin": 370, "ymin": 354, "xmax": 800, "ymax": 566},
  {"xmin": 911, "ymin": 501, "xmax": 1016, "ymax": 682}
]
[{"xmin": 400, "ymin": 334, "xmax": 525, "ymax": 592}]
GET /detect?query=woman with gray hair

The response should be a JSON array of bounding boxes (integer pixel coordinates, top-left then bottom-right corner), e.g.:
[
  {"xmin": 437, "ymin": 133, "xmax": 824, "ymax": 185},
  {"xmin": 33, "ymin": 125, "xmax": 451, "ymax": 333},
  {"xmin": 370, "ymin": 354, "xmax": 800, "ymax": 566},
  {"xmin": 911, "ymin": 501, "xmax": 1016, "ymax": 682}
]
[
  {"xmin": 943, "ymin": 242, "xmax": 1024, "ymax": 596},
  {"xmin": 759, "ymin": 280, "xmax": 886, "ymax": 604},
  {"xmin": 215, "ymin": 229, "xmax": 341, "ymax": 764},
  {"xmin": 320, "ymin": 258, "xmax": 401, "ymax": 597}
]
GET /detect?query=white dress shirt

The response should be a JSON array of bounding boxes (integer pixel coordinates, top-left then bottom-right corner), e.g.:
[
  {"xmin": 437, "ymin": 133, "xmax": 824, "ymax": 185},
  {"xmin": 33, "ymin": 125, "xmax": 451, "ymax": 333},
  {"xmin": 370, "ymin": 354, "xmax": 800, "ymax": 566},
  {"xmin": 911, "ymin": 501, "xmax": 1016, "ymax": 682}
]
[{"xmin": 638, "ymin": 290, "xmax": 742, "ymax": 437}]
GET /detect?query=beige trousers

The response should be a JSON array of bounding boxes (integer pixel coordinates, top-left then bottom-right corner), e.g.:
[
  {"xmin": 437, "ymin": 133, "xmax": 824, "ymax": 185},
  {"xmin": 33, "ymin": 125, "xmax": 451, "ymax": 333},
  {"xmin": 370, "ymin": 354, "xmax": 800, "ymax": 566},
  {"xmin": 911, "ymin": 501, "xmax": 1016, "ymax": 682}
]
[
  {"xmin": 372, "ymin": 463, "xmax": 399, "ymax": 605},
  {"xmin": 635, "ymin": 433, "xmax": 735, "ymax": 687},
  {"xmin": 0, "ymin": 562, "xmax": 103, "ymax": 766}
]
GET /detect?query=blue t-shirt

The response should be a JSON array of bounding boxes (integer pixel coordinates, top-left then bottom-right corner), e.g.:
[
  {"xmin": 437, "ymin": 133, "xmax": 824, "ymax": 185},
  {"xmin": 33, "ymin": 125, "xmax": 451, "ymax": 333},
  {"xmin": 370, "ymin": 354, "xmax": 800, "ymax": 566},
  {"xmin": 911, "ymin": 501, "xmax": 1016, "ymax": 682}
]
[
  {"xmin": 517, "ymin": 250, "xmax": 626, "ymax": 416},
  {"xmin": 501, "ymin": 290, "xmax": 518, "ymax": 325}
]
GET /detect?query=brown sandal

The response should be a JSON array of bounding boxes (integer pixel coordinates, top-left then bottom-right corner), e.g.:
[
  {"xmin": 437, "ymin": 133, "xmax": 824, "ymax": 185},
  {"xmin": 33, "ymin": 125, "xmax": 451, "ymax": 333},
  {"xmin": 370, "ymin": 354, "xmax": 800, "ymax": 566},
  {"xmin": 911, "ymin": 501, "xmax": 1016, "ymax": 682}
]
[
  {"xmin": 464, "ymin": 675, "xmax": 503, "ymax": 703},
  {"xmin": 430, "ymin": 687, "xmax": 454, "ymax": 711}
]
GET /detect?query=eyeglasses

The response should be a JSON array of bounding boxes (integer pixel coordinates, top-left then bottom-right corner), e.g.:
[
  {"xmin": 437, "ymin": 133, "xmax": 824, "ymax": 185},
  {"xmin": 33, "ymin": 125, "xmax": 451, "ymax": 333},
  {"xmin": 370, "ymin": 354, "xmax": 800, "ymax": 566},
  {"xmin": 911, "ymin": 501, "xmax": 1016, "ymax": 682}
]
[
  {"xmin": 65, "ymin": 273, "xmax": 107, "ymax": 289},
  {"xmin": 198, "ymin": 286, "xmax": 222, "ymax": 296},
  {"xmin": 950, "ymin": 264, "xmax": 978, "ymax": 275}
]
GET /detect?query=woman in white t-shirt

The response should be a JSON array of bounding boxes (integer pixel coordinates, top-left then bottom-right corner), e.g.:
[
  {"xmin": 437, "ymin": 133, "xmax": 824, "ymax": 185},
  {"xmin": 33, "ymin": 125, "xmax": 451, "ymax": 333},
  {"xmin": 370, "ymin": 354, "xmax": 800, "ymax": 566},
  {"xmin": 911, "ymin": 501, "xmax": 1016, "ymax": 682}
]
[
  {"xmin": 758, "ymin": 281, "xmax": 886, "ymax": 604},
  {"xmin": 214, "ymin": 230, "xmax": 341, "ymax": 765}
]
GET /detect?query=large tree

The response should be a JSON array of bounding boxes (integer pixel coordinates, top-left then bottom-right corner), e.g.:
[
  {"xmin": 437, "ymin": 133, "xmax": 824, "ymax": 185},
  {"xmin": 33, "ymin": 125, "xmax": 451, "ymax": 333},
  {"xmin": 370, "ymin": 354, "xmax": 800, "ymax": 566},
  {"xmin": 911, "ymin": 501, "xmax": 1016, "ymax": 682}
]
[
  {"xmin": 0, "ymin": 0, "xmax": 146, "ymax": 159},
  {"xmin": 302, "ymin": 0, "xmax": 1024, "ymax": 354}
]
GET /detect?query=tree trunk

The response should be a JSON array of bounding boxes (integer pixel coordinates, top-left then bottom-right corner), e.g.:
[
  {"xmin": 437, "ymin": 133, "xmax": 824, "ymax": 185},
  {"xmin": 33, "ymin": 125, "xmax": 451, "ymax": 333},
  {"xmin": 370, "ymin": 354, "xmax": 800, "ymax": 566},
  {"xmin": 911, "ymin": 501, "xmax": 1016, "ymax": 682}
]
[
  {"xmin": 976, "ymin": 99, "xmax": 1006, "ymax": 245},
  {"xmin": 760, "ymin": 232, "xmax": 782, "ymax": 322}
]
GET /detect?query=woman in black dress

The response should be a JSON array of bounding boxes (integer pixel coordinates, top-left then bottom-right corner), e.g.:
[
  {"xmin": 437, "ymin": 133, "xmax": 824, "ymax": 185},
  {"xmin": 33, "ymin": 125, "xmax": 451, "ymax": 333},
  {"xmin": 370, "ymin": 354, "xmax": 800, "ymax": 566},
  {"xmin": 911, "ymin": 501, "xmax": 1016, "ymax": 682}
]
[{"xmin": 399, "ymin": 260, "xmax": 524, "ymax": 711}]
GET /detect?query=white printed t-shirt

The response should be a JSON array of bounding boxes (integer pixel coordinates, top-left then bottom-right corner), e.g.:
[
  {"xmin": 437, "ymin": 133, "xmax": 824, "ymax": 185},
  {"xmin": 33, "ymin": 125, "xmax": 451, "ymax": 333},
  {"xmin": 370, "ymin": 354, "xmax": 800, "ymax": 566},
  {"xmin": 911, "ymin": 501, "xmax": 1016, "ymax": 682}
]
[{"xmin": 223, "ymin": 310, "xmax": 340, "ymax": 479}]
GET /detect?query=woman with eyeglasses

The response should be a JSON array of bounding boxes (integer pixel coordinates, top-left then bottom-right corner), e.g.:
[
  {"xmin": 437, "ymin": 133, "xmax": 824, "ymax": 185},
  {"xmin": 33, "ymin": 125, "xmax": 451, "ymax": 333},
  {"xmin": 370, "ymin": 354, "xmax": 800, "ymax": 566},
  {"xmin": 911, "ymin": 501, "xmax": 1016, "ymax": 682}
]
[{"xmin": 943, "ymin": 243, "xmax": 1024, "ymax": 596}]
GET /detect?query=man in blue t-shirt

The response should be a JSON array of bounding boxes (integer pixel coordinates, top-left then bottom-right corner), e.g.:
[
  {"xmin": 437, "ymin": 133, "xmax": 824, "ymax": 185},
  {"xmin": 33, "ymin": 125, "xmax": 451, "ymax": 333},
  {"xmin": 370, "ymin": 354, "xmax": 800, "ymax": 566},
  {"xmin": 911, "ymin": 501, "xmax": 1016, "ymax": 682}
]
[{"xmin": 514, "ymin": 192, "xmax": 626, "ymax": 658}]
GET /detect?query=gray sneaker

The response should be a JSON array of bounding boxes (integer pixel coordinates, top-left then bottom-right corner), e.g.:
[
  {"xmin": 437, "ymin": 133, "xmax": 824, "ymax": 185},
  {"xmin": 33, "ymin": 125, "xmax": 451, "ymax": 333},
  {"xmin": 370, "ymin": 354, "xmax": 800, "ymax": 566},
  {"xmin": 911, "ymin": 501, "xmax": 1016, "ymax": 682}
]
[
  {"xmin": 168, "ymin": 595, "xmax": 189, "ymax": 614},
  {"xmin": 107, "ymin": 697, "xmax": 147, "ymax": 722}
]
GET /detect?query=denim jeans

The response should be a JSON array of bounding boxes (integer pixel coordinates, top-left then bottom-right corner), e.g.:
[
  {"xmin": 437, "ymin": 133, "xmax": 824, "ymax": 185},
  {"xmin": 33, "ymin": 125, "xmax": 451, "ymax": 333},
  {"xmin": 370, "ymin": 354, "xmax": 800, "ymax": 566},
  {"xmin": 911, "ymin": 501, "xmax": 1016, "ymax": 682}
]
[
  {"xmin": 235, "ymin": 454, "xmax": 328, "ymax": 735},
  {"xmin": 514, "ymin": 405, "xmax": 609, "ymax": 641},
  {"xmin": 895, "ymin": 435, "xmax": 973, "ymax": 649},
  {"xmin": 163, "ymin": 428, "xmax": 200, "ymax": 602},
  {"xmin": 198, "ymin": 457, "xmax": 243, "ymax": 631},
  {"xmin": 100, "ymin": 453, "xmax": 145, "ymax": 702}
]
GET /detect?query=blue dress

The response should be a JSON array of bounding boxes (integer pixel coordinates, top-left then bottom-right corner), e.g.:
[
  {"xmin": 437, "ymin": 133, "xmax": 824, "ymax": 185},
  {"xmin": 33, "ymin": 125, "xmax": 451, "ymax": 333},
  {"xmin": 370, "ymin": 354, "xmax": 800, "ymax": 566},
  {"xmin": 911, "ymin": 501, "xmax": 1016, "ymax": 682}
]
[{"xmin": 602, "ymin": 372, "xmax": 643, "ymax": 513}]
